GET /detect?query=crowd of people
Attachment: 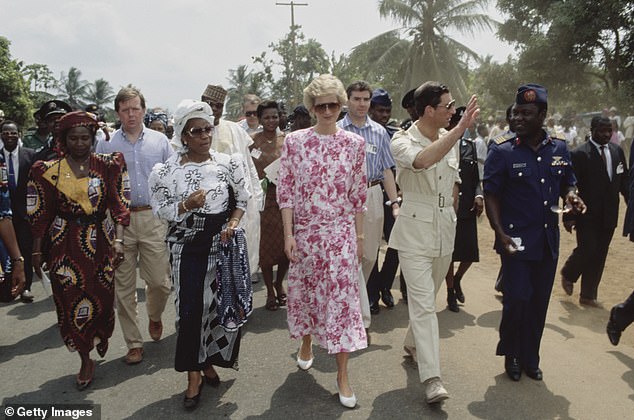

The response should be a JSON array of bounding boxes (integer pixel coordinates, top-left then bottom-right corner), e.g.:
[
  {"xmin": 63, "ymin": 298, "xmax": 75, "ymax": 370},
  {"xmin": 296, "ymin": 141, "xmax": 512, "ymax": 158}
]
[{"xmin": 1, "ymin": 75, "xmax": 634, "ymax": 411}]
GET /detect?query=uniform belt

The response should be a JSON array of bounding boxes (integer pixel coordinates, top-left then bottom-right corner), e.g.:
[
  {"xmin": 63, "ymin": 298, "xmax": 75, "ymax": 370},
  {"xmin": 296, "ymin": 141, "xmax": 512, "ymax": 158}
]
[
  {"xmin": 368, "ymin": 180, "xmax": 382, "ymax": 188},
  {"xmin": 130, "ymin": 205, "xmax": 152, "ymax": 212},
  {"xmin": 403, "ymin": 192, "xmax": 449, "ymax": 208}
]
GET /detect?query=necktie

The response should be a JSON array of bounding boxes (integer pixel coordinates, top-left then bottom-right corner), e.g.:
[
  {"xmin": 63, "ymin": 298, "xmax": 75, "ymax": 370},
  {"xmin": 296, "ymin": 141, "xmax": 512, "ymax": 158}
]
[
  {"xmin": 7, "ymin": 152, "xmax": 16, "ymax": 191},
  {"xmin": 600, "ymin": 145, "xmax": 607, "ymax": 167}
]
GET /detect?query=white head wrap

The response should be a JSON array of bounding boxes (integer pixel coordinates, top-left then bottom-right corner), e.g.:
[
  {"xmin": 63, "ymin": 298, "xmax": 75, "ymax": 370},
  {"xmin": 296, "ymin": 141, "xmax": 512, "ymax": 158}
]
[{"xmin": 170, "ymin": 99, "xmax": 214, "ymax": 152}]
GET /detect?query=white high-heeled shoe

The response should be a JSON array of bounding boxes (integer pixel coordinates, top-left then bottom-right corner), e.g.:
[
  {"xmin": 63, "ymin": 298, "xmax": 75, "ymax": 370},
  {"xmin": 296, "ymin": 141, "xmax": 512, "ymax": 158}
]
[
  {"xmin": 335, "ymin": 381, "xmax": 357, "ymax": 408},
  {"xmin": 296, "ymin": 342, "xmax": 314, "ymax": 370}
]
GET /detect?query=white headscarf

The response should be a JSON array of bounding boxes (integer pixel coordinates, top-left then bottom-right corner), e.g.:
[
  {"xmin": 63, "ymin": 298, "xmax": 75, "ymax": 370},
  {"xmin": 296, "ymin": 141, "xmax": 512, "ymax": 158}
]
[{"xmin": 170, "ymin": 99, "xmax": 214, "ymax": 152}]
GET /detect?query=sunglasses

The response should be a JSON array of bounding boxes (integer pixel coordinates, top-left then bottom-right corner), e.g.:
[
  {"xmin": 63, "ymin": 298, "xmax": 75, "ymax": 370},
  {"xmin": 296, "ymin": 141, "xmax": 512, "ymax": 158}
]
[
  {"xmin": 245, "ymin": 111, "xmax": 258, "ymax": 117},
  {"xmin": 314, "ymin": 102, "xmax": 341, "ymax": 113},
  {"xmin": 186, "ymin": 126, "xmax": 213, "ymax": 137},
  {"xmin": 436, "ymin": 99, "xmax": 456, "ymax": 110}
]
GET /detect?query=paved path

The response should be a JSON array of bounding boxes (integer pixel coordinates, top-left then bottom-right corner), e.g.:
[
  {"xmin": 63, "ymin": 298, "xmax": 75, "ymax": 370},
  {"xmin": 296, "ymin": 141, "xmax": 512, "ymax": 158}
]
[{"xmin": 2, "ymin": 246, "xmax": 633, "ymax": 419}]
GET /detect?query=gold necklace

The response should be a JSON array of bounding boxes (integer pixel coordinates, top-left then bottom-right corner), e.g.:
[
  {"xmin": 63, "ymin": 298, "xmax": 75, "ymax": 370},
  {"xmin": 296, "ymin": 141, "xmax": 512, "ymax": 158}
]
[{"xmin": 67, "ymin": 155, "xmax": 90, "ymax": 171}]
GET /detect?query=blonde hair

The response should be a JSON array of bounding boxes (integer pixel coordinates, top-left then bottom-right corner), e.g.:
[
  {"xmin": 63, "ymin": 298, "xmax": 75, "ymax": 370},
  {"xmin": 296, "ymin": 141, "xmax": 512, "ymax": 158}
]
[{"xmin": 303, "ymin": 74, "xmax": 347, "ymax": 111}]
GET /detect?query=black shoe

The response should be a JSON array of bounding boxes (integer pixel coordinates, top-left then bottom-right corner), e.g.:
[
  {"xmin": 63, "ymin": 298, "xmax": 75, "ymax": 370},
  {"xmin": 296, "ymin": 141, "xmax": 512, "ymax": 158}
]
[
  {"xmin": 380, "ymin": 289, "xmax": 395, "ymax": 308},
  {"xmin": 183, "ymin": 380, "xmax": 204, "ymax": 410},
  {"xmin": 203, "ymin": 373, "xmax": 220, "ymax": 387},
  {"xmin": 370, "ymin": 300, "xmax": 380, "ymax": 315},
  {"xmin": 447, "ymin": 288, "xmax": 459, "ymax": 313},
  {"xmin": 504, "ymin": 356, "xmax": 521, "ymax": 381},
  {"xmin": 454, "ymin": 276, "xmax": 465, "ymax": 303},
  {"xmin": 401, "ymin": 289, "xmax": 408, "ymax": 304},
  {"xmin": 524, "ymin": 366, "xmax": 543, "ymax": 381},
  {"xmin": 607, "ymin": 307, "xmax": 622, "ymax": 346}
]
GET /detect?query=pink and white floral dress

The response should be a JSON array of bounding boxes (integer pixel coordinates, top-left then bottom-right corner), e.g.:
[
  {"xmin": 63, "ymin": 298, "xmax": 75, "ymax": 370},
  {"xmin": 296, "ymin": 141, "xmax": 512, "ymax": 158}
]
[{"xmin": 277, "ymin": 127, "xmax": 368, "ymax": 354}]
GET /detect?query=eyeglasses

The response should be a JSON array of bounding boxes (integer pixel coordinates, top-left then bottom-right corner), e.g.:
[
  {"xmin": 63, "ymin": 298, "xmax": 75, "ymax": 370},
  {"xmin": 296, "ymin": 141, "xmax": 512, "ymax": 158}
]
[
  {"xmin": 245, "ymin": 111, "xmax": 258, "ymax": 117},
  {"xmin": 314, "ymin": 102, "xmax": 341, "ymax": 113},
  {"xmin": 185, "ymin": 126, "xmax": 213, "ymax": 137},
  {"xmin": 435, "ymin": 99, "xmax": 456, "ymax": 110}
]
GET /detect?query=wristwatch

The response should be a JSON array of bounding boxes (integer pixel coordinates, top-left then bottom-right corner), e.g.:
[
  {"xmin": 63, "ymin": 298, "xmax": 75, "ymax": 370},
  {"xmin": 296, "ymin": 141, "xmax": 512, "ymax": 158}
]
[{"xmin": 11, "ymin": 256, "xmax": 25, "ymax": 263}]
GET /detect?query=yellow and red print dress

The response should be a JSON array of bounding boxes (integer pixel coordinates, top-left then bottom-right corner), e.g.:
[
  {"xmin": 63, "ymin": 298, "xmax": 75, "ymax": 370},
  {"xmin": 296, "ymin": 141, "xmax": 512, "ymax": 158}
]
[{"xmin": 27, "ymin": 153, "xmax": 130, "ymax": 355}]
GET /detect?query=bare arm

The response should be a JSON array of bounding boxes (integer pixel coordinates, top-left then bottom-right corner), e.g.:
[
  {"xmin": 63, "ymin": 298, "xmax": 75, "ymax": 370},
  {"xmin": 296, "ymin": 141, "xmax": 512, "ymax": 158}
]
[
  {"xmin": 0, "ymin": 218, "xmax": 25, "ymax": 296},
  {"xmin": 382, "ymin": 168, "xmax": 400, "ymax": 217},
  {"xmin": 413, "ymin": 95, "xmax": 480, "ymax": 169},
  {"xmin": 282, "ymin": 207, "xmax": 298, "ymax": 263}
]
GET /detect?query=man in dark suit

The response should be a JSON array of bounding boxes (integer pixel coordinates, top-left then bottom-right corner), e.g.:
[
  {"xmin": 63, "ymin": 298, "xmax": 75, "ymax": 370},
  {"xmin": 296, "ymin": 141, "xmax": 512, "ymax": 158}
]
[
  {"xmin": 561, "ymin": 116, "xmax": 629, "ymax": 306},
  {"xmin": 0, "ymin": 120, "xmax": 37, "ymax": 302}
]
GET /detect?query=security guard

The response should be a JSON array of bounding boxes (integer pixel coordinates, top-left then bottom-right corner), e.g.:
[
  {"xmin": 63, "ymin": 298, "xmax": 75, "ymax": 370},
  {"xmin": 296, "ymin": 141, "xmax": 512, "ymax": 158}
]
[{"xmin": 483, "ymin": 84, "xmax": 586, "ymax": 382}]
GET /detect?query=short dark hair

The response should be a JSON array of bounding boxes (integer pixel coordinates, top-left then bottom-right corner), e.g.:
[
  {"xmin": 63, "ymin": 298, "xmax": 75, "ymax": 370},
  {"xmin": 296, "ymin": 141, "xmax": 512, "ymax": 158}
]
[
  {"xmin": 414, "ymin": 82, "xmax": 450, "ymax": 117},
  {"xmin": 0, "ymin": 120, "xmax": 18, "ymax": 131},
  {"xmin": 114, "ymin": 86, "xmax": 146, "ymax": 112},
  {"xmin": 590, "ymin": 116, "xmax": 612, "ymax": 131},
  {"xmin": 256, "ymin": 100, "xmax": 279, "ymax": 119},
  {"xmin": 346, "ymin": 81, "xmax": 372, "ymax": 99}
]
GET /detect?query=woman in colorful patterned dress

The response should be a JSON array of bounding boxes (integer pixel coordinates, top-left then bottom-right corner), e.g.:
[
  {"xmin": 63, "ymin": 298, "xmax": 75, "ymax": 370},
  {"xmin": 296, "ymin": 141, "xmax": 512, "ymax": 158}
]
[
  {"xmin": 249, "ymin": 100, "xmax": 289, "ymax": 311},
  {"xmin": 149, "ymin": 100, "xmax": 251, "ymax": 410},
  {"xmin": 27, "ymin": 111, "xmax": 130, "ymax": 390},
  {"xmin": 277, "ymin": 74, "xmax": 368, "ymax": 409}
]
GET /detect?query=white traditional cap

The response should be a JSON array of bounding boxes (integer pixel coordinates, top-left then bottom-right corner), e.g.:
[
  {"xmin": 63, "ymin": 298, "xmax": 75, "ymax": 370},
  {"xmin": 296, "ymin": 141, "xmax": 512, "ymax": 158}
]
[{"xmin": 170, "ymin": 99, "xmax": 214, "ymax": 152}]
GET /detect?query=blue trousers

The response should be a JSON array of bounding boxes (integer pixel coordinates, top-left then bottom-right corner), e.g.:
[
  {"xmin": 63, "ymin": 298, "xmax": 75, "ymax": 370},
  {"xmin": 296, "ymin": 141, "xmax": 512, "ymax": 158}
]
[{"xmin": 496, "ymin": 254, "xmax": 557, "ymax": 370}]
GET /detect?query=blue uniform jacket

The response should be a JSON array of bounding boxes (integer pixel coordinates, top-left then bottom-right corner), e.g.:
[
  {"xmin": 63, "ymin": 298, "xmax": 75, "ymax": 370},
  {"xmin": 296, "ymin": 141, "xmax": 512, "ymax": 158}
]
[{"xmin": 483, "ymin": 132, "xmax": 576, "ymax": 260}]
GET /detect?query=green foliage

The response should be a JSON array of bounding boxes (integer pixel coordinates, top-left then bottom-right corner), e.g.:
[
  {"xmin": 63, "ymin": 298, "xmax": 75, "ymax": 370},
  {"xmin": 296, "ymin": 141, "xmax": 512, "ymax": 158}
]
[
  {"xmin": 252, "ymin": 25, "xmax": 330, "ymax": 108},
  {"xmin": 225, "ymin": 65, "xmax": 265, "ymax": 121},
  {"xmin": 85, "ymin": 78, "xmax": 115, "ymax": 110},
  {"xmin": 58, "ymin": 67, "xmax": 89, "ymax": 109},
  {"xmin": 355, "ymin": 0, "xmax": 498, "ymax": 105},
  {"xmin": 0, "ymin": 37, "xmax": 34, "ymax": 127},
  {"xmin": 497, "ymin": 0, "xmax": 634, "ymax": 110}
]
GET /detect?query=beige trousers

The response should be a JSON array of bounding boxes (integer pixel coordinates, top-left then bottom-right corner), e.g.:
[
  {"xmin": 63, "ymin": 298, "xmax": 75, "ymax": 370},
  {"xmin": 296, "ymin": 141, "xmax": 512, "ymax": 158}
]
[
  {"xmin": 115, "ymin": 209, "xmax": 171, "ymax": 349},
  {"xmin": 400, "ymin": 250, "xmax": 452, "ymax": 383}
]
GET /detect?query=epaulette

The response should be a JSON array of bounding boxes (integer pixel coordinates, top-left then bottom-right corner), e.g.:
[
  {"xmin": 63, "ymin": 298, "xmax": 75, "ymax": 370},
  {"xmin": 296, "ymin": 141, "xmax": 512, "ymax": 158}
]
[{"xmin": 492, "ymin": 132, "xmax": 515, "ymax": 145}]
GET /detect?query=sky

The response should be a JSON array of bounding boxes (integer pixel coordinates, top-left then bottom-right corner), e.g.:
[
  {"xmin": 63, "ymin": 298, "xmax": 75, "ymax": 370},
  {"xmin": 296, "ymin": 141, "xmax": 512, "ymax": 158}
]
[{"xmin": 1, "ymin": 0, "xmax": 515, "ymax": 111}]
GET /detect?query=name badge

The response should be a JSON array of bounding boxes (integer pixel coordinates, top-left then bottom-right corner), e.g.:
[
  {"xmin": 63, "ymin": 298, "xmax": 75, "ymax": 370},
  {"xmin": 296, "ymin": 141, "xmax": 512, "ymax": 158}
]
[
  {"xmin": 366, "ymin": 143, "xmax": 378, "ymax": 155},
  {"xmin": 250, "ymin": 148, "xmax": 262, "ymax": 159},
  {"xmin": 617, "ymin": 162, "xmax": 624, "ymax": 174}
]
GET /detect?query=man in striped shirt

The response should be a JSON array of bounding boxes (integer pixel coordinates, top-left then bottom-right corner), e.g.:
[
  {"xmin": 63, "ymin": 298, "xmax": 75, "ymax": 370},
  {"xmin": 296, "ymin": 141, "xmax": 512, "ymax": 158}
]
[{"xmin": 337, "ymin": 81, "xmax": 400, "ymax": 329}]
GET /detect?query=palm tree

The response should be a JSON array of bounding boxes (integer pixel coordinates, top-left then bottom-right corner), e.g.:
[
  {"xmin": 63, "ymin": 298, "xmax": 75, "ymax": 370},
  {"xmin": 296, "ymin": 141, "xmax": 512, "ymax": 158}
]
[
  {"xmin": 57, "ymin": 67, "xmax": 88, "ymax": 109},
  {"xmin": 356, "ymin": 0, "xmax": 497, "ymax": 103},
  {"xmin": 226, "ymin": 65, "xmax": 258, "ymax": 121},
  {"xmin": 85, "ymin": 78, "xmax": 115, "ymax": 110}
]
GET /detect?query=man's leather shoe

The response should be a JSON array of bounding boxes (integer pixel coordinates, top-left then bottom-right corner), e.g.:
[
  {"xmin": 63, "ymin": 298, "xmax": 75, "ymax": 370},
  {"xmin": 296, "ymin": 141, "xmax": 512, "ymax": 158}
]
[
  {"xmin": 149, "ymin": 319, "xmax": 163, "ymax": 341},
  {"xmin": 20, "ymin": 290, "xmax": 34, "ymax": 303},
  {"xmin": 447, "ymin": 288, "xmax": 459, "ymax": 313},
  {"xmin": 125, "ymin": 347, "xmax": 144, "ymax": 364},
  {"xmin": 579, "ymin": 297, "xmax": 601, "ymax": 308},
  {"xmin": 380, "ymin": 289, "xmax": 395, "ymax": 308},
  {"xmin": 607, "ymin": 306, "xmax": 622, "ymax": 346},
  {"xmin": 369, "ymin": 300, "xmax": 380, "ymax": 315},
  {"xmin": 504, "ymin": 356, "xmax": 521, "ymax": 381},
  {"xmin": 524, "ymin": 366, "xmax": 543, "ymax": 381},
  {"xmin": 561, "ymin": 277, "xmax": 574, "ymax": 296}
]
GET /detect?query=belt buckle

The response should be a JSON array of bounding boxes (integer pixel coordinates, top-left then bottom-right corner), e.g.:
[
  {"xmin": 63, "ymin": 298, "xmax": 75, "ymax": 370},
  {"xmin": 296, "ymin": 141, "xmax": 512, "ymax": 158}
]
[{"xmin": 438, "ymin": 195, "xmax": 445, "ymax": 208}]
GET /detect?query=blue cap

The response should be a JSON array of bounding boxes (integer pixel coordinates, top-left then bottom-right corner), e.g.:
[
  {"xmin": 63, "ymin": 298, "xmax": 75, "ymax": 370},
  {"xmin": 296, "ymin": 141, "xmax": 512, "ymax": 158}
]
[
  {"xmin": 516, "ymin": 83, "xmax": 547, "ymax": 105},
  {"xmin": 371, "ymin": 88, "xmax": 392, "ymax": 107}
]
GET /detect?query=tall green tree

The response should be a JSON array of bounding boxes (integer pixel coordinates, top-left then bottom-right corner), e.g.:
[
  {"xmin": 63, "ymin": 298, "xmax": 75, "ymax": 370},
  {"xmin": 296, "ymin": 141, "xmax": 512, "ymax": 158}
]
[
  {"xmin": 0, "ymin": 36, "xmax": 33, "ymax": 126},
  {"xmin": 226, "ymin": 65, "xmax": 263, "ymax": 121},
  {"xmin": 355, "ymin": 0, "xmax": 497, "ymax": 104},
  {"xmin": 253, "ymin": 25, "xmax": 329, "ymax": 107},
  {"xmin": 57, "ymin": 67, "xmax": 88, "ymax": 109},
  {"xmin": 85, "ymin": 78, "xmax": 115, "ymax": 110},
  {"xmin": 497, "ymin": 0, "xmax": 634, "ymax": 108},
  {"xmin": 20, "ymin": 63, "xmax": 58, "ymax": 106}
]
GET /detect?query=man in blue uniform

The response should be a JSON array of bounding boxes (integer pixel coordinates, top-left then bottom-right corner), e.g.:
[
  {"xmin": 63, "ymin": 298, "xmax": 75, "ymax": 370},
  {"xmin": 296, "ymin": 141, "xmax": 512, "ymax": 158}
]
[{"xmin": 483, "ymin": 84, "xmax": 586, "ymax": 381}]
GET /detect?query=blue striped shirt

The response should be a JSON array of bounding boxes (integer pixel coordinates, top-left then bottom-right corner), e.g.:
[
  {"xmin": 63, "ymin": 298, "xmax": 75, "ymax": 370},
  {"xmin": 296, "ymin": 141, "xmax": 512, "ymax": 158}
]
[
  {"xmin": 96, "ymin": 126, "xmax": 173, "ymax": 207},
  {"xmin": 338, "ymin": 115, "xmax": 395, "ymax": 182}
]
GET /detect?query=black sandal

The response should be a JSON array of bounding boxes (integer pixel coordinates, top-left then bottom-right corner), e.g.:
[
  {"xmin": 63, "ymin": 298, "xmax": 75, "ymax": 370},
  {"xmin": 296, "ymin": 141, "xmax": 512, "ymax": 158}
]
[
  {"xmin": 277, "ymin": 293, "xmax": 287, "ymax": 307},
  {"xmin": 183, "ymin": 379, "xmax": 204, "ymax": 410},
  {"xmin": 265, "ymin": 295, "xmax": 279, "ymax": 311}
]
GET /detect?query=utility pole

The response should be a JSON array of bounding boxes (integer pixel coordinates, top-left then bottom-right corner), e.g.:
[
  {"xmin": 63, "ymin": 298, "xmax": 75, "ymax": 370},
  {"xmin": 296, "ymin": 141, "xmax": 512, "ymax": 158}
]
[
  {"xmin": 275, "ymin": 2, "xmax": 308, "ymax": 105},
  {"xmin": 276, "ymin": 1, "xmax": 308, "ymax": 28}
]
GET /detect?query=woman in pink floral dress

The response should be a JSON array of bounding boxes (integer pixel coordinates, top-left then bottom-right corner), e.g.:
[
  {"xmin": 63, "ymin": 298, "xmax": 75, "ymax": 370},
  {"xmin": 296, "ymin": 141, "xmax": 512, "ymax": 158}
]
[{"xmin": 277, "ymin": 74, "xmax": 367, "ymax": 409}]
